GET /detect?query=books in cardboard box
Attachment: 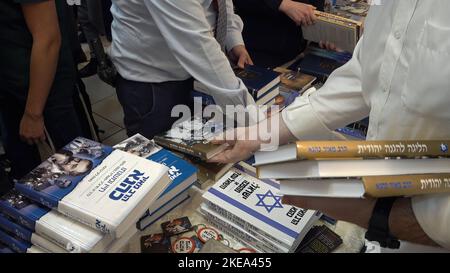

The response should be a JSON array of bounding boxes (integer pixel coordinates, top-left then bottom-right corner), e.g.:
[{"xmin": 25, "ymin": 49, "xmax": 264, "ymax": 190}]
[
  {"xmin": 202, "ymin": 169, "xmax": 320, "ymax": 252},
  {"xmin": 14, "ymin": 137, "xmax": 172, "ymax": 238}
]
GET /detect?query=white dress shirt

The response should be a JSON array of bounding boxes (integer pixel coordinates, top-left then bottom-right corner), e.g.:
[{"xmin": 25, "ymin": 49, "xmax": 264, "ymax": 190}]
[
  {"xmin": 110, "ymin": 0, "xmax": 254, "ymax": 109},
  {"xmin": 282, "ymin": 0, "xmax": 450, "ymax": 250}
]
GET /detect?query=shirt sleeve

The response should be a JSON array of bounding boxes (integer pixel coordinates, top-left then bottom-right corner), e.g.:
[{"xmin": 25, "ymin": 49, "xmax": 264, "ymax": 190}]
[
  {"xmin": 412, "ymin": 195, "xmax": 450, "ymax": 249},
  {"xmin": 281, "ymin": 36, "xmax": 370, "ymax": 140},
  {"xmin": 144, "ymin": 0, "xmax": 253, "ymax": 110},
  {"xmin": 225, "ymin": 0, "xmax": 245, "ymax": 51}
]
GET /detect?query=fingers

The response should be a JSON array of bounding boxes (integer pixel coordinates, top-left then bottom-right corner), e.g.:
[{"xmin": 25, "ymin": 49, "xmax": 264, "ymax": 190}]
[{"xmin": 208, "ymin": 146, "xmax": 246, "ymax": 163}]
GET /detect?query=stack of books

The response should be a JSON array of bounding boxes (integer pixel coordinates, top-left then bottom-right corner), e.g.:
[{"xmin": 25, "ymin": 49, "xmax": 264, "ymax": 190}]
[
  {"xmin": 254, "ymin": 140, "xmax": 450, "ymax": 199},
  {"xmin": 0, "ymin": 137, "xmax": 173, "ymax": 253},
  {"xmin": 289, "ymin": 46, "xmax": 353, "ymax": 82},
  {"xmin": 113, "ymin": 134, "xmax": 198, "ymax": 231},
  {"xmin": 302, "ymin": 10, "xmax": 364, "ymax": 53},
  {"xmin": 154, "ymin": 116, "xmax": 228, "ymax": 161},
  {"xmin": 193, "ymin": 65, "xmax": 281, "ymax": 107},
  {"xmin": 199, "ymin": 168, "xmax": 321, "ymax": 253}
]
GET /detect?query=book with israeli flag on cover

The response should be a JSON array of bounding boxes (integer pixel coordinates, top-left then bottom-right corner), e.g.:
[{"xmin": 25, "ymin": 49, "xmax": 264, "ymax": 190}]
[
  {"xmin": 0, "ymin": 190, "xmax": 112, "ymax": 252},
  {"xmin": 14, "ymin": 137, "xmax": 172, "ymax": 238},
  {"xmin": 202, "ymin": 169, "xmax": 321, "ymax": 252}
]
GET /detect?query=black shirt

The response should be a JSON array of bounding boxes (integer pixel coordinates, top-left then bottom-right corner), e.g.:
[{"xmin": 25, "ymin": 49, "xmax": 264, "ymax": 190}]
[
  {"xmin": 234, "ymin": 0, "xmax": 324, "ymax": 68},
  {"xmin": 0, "ymin": 0, "xmax": 75, "ymax": 101}
]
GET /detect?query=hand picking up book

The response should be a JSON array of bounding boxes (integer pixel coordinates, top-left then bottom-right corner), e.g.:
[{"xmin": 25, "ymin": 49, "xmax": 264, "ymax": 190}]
[{"xmin": 254, "ymin": 140, "xmax": 450, "ymax": 199}]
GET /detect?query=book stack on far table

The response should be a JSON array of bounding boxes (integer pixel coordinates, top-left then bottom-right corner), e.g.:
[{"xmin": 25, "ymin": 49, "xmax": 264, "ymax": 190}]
[
  {"xmin": 0, "ymin": 136, "xmax": 173, "ymax": 253},
  {"xmin": 193, "ymin": 64, "xmax": 281, "ymax": 107},
  {"xmin": 199, "ymin": 168, "xmax": 322, "ymax": 253},
  {"xmin": 254, "ymin": 140, "xmax": 450, "ymax": 199}
]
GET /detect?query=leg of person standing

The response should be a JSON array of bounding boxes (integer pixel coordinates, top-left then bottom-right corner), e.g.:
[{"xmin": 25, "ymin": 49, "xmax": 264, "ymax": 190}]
[{"xmin": 115, "ymin": 75, "xmax": 193, "ymax": 139}]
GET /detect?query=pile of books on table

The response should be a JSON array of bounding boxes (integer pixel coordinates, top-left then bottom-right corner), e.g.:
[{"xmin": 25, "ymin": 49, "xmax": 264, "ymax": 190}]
[
  {"xmin": 192, "ymin": 65, "xmax": 281, "ymax": 107},
  {"xmin": 0, "ymin": 134, "xmax": 198, "ymax": 253},
  {"xmin": 254, "ymin": 140, "xmax": 450, "ymax": 199},
  {"xmin": 198, "ymin": 166, "xmax": 322, "ymax": 253}
]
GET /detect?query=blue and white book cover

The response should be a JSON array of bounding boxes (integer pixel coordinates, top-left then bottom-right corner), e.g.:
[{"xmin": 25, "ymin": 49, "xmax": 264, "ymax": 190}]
[
  {"xmin": 54, "ymin": 149, "xmax": 171, "ymax": 238},
  {"xmin": 113, "ymin": 134, "xmax": 162, "ymax": 158},
  {"xmin": 203, "ymin": 169, "xmax": 319, "ymax": 251},
  {"xmin": 0, "ymin": 189, "xmax": 111, "ymax": 253},
  {"xmin": 146, "ymin": 149, "xmax": 197, "ymax": 213},
  {"xmin": 15, "ymin": 137, "xmax": 113, "ymax": 208},
  {"xmin": 114, "ymin": 135, "xmax": 197, "ymax": 217},
  {"xmin": 137, "ymin": 191, "xmax": 190, "ymax": 231}
]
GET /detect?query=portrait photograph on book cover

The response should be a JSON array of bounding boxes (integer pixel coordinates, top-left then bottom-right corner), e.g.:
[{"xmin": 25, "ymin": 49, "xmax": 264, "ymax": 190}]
[
  {"xmin": 164, "ymin": 116, "xmax": 224, "ymax": 145},
  {"xmin": 15, "ymin": 137, "xmax": 113, "ymax": 207},
  {"xmin": 113, "ymin": 134, "xmax": 162, "ymax": 158}
]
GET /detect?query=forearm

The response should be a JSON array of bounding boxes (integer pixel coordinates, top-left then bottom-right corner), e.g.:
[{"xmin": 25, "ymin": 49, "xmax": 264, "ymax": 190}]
[
  {"xmin": 389, "ymin": 198, "xmax": 439, "ymax": 247},
  {"xmin": 25, "ymin": 37, "xmax": 61, "ymax": 117}
]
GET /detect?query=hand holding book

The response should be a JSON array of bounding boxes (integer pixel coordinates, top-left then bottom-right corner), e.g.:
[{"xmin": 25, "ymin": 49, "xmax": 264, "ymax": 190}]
[{"xmin": 279, "ymin": 0, "xmax": 317, "ymax": 26}]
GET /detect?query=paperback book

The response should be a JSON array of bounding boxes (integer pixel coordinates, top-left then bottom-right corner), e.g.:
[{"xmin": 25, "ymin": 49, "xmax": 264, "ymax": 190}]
[
  {"xmin": 0, "ymin": 189, "xmax": 112, "ymax": 252},
  {"xmin": 154, "ymin": 116, "xmax": 228, "ymax": 160},
  {"xmin": 15, "ymin": 137, "xmax": 172, "ymax": 238},
  {"xmin": 202, "ymin": 169, "xmax": 320, "ymax": 252}
]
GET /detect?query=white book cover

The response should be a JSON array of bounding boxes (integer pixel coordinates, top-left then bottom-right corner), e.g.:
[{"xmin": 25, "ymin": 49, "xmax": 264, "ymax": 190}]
[
  {"xmin": 27, "ymin": 245, "xmax": 46, "ymax": 253},
  {"xmin": 202, "ymin": 169, "xmax": 319, "ymax": 252},
  {"xmin": 37, "ymin": 210, "xmax": 113, "ymax": 253},
  {"xmin": 0, "ymin": 190, "xmax": 112, "ymax": 253},
  {"xmin": 30, "ymin": 233, "xmax": 67, "ymax": 253},
  {"xmin": 200, "ymin": 203, "xmax": 288, "ymax": 253},
  {"xmin": 57, "ymin": 149, "xmax": 171, "ymax": 238}
]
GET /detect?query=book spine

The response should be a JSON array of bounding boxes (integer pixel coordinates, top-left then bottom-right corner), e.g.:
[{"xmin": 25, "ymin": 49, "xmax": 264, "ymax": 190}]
[
  {"xmin": 30, "ymin": 233, "xmax": 68, "ymax": 253},
  {"xmin": 206, "ymin": 201, "xmax": 291, "ymax": 250},
  {"xmin": 0, "ymin": 215, "xmax": 33, "ymax": 242},
  {"xmin": 154, "ymin": 137, "xmax": 208, "ymax": 160},
  {"xmin": 0, "ymin": 229, "xmax": 30, "ymax": 253},
  {"xmin": 14, "ymin": 183, "xmax": 58, "ymax": 208},
  {"xmin": 0, "ymin": 203, "xmax": 36, "ymax": 231},
  {"xmin": 57, "ymin": 201, "xmax": 116, "ymax": 238},
  {"xmin": 363, "ymin": 174, "xmax": 450, "ymax": 198},
  {"xmin": 296, "ymin": 140, "xmax": 450, "ymax": 159},
  {"xmin": 34, "ymin": 219, "xmax": 83, "ymax": 253},
  {"xmin": 201, "ymin": 207, "xmax": 285, "ymax": 253}
]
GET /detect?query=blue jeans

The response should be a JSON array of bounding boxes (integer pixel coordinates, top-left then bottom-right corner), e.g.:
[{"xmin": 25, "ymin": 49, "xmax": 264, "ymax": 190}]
[{"xmin": 115, "ymin": 75, "xmax": 193, "ymax": 139}]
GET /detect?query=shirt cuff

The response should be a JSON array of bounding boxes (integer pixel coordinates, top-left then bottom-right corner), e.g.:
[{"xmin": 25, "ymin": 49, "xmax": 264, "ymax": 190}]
[
  {"xmin": 411, "ymin": 194, "xmax": 450, "ymax": 250},
  {"xmin": 281, "ymin": 90, "xmax": 337, "ymax": 140},
  {"xmin": 226, "ymin": 33, "xmax": 245, "ymax": 53}
]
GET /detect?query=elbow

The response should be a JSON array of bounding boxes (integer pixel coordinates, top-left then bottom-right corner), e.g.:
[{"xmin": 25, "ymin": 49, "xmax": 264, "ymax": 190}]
[{"xmin": 34, "ymin": 30, "xmax": 62, "ymax": 57}]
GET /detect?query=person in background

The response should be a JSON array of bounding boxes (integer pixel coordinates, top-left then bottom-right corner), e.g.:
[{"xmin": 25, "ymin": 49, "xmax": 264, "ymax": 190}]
[
  {"xmin": 233, "ymin": 0, "xmax": 324, "ymax": 68},
  {"xmin": 77, "ymin": 0, "xmax": 107, "ymax": 78},
  {"xmin": 110, "ymin": 0, "xmax": 255, "ymax": 139},
  {"xmin": 211, "ymin": 1, "xmax": 450, "ymax": 252},
  {"xmin": 0, "ymin": 0, "xmax": 82, "ymax": 180}
]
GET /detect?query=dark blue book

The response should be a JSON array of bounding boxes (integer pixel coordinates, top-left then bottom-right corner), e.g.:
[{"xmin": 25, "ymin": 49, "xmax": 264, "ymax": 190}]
[
  {"xmin": 0, "ymin": 228, "xmax": 33, "ymax": 253},
  {"xmin": 14, "ymin": 137, "xmax": 113, "ymax": 208},
  {"xmin": 0, "ymin": 241, "xmax": 14, "ymax": 253},
  {"xmin": 0, "ymin": 189, "xmax": 49, "ymax": 231},
  {"xmin": 145, "ymin": 149, "xmax": 197, "ymax": 213},
  {"xmin": 0, "ymin": 213, "xmax": 33, "ymax": 242},
  {"xmin": 234, "ymin": 65, "xmax": 281, "ymax": 99},
  {"xmin": 289, "ymin": 53, "xmax": 347, "ymax": 81}
]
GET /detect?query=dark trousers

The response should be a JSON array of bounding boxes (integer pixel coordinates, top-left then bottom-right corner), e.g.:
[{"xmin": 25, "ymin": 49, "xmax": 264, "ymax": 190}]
[
  {"xmin": 115, "ymin": 75, "xmax": 193, "ymax": 139},
  {"xmin": 0, "ymin": 86, "xmax": 82, "ymax": 180}
]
